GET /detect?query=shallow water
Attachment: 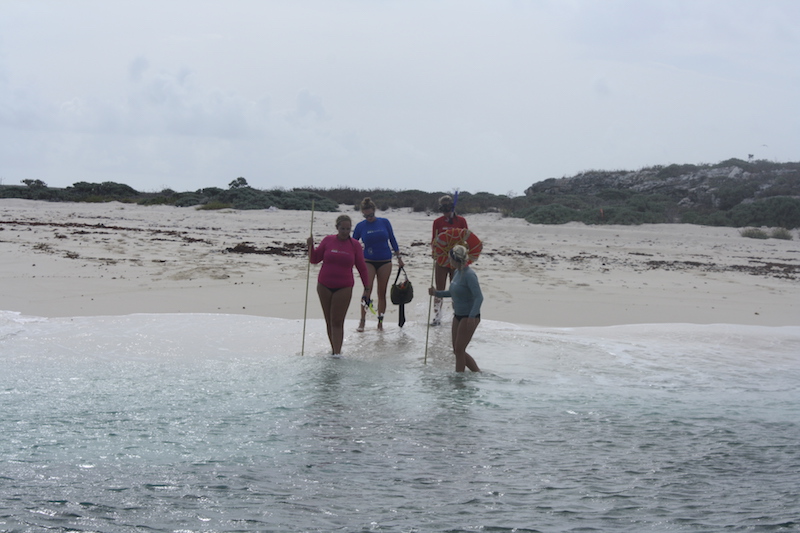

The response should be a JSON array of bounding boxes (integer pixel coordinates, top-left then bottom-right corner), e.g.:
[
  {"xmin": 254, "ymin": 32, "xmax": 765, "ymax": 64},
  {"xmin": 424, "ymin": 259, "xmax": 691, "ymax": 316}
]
[{"xmin": 1, "ymin": 311, "xmax": 799, "ymax": 532}]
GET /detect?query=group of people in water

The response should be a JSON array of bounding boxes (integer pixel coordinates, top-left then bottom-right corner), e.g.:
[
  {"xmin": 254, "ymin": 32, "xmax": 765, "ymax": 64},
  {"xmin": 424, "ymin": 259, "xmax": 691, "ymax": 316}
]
[{"xmin": 306, "ymin": 195, "xmax": 482, "ymax": 372}]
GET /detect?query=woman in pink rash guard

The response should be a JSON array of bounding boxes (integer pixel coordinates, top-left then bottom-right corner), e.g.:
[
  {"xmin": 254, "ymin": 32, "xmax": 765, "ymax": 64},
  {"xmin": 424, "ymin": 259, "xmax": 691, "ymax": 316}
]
[{"xmin": 307, "ymin": 214, "xmax": 370, "ymax": 357}]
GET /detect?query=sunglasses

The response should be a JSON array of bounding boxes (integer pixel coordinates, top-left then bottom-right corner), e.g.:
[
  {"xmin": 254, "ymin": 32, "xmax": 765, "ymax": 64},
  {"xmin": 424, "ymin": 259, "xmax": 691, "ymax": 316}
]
[
  {"xmin": 363, "ymin": 211, "xmax": 375, "ymax": 218},
  {"xmin": 440, "ymin": 205, "xmax": 454, "ymax": 213}
]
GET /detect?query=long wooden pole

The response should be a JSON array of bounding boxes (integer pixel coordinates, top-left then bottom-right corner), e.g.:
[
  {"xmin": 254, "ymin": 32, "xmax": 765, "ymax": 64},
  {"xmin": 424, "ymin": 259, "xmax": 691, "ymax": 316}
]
[
  {"xmin": 301, "ymin": 200, "xmax": 315, "ymax": 356},
  {"xmin": 423, "ymin": 260, "xmax": 436, "ymax": 364}
]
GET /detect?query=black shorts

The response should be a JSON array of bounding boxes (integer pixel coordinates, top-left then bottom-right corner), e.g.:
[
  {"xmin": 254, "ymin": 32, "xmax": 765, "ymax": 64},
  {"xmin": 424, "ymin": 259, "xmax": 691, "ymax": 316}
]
[
  {"xmin": 320, "ymin": 284, "xmax": 348, "ymax": 294},
  {"xmin": 366, "ymin": 260, "xmax": 392, "ymax": 270},
  {"xmin": 454, "ymin": 314, "xmax": 480, "ymax": 321}
]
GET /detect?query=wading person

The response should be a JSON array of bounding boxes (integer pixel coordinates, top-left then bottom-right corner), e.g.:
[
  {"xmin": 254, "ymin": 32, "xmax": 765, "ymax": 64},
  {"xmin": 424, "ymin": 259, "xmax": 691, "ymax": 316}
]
[
  {"xmin": 307, "ymin": 214, "xmax": 370, "ymax": 357},
  {"xmin": 430, "ymin": 195, "xmax": 468, "ymax": 326},
  {"xmin": 428, "ymin": 245, "xmax": 482, "ymax": 372},
  {"xmin": 353, "ymin": 197, "xmax": 404, "ymax": 331}
]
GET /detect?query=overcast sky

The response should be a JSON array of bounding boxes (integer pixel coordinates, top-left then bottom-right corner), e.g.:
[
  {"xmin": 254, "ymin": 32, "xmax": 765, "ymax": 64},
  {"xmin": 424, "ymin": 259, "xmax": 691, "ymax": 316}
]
[{"xmin": 1, "ymin": 1, "xmax": 798, "ymax": 195}]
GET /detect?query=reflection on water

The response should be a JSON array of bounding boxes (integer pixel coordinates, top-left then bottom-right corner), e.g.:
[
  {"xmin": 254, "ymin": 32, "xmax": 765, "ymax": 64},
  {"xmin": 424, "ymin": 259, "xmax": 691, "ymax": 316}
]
[{"xmin": 1, "ymin": 311, "xmax": 799, "ymax": 532}]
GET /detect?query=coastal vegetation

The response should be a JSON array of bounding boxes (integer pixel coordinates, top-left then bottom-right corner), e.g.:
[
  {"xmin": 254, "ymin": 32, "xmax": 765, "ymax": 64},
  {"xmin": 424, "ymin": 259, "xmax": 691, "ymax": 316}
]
[
  {"xmin": 2, "ymin": 158, "xmax": 799, "ymax": 229},
  {"xmin": 740, "ymin": 227, "xmax": 794, "ymax": 240}
]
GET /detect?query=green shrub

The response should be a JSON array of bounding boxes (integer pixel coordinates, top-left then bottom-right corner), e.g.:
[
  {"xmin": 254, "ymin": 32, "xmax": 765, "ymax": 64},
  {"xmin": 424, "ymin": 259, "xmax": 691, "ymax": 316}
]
[
  {"xmin": 740, "ymin": 228, "xmax": 769, "ymax": 239},
  {"xmin": 173, "ymin": 194, "xmax": 204, "ymax": 207},
  {"xmin": 2, "ymin": 158, "xmax": 799, "ymax": 227},
  {"xmin": 596, "ymin": 206, "xmax": 648, "ymax": 225},
  {"xmin": 715, "ymin": 182, "xmax": 761, "ymax": 210},
  {"xmin": 761, "ymin": 172, "xmax": 800, "ymax": 197},
  {"xmin": 657, "ymin": 163, "xmax": 699, "ymax": 179},
  {"xmin": 67, "ymin": 181, "xmax": 140, "ymax": 199},
  {"xmin": 770, "ymin": 227, "xmax": 793, "ymax": 240},
  {"xmin": 714, "ymin": 158, "xmax": 750, "ymax": 170},
  {"xmin": 597, "ymin": 189, "xmax": 633, "ymax": 201},
  {"xmin": 521, "ymin": 205, "xmax": 579, "ymax": 224},
  {"xmin": 138, "ymin": 196, "xmax": 173, "ymax": 206},
  {"xmin": 197, "ymin": 201, "xmax": 234, "ymax": 210},
  {"xmin": 681, "ymin": 210, "xmax": 732, "ymax": 226},
  {"xmin": 728, "ymin": 197, "xmax": 800, "ymax": 229}
]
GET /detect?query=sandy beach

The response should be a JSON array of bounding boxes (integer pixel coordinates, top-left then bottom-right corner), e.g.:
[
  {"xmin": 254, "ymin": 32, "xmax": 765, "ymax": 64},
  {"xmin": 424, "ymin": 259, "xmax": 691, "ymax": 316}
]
[{"xmin": 1, "ymin": 198, "xmax": 798, "ymax": 327}]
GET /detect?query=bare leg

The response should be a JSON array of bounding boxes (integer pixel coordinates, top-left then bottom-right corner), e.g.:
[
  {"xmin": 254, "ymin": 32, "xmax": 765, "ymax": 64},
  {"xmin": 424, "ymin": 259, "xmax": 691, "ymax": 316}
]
[
  {"xmin": 317, "ymin": 284, "xmax": 353, "ymax": 355},
  {"xmin": 317, "ymin": 283, "xmax": 334, "ymax": 350},
  {"xmin": 432, "ymin": 265, "xmax": 453, "ymax": 325},
  {"xmin": 434, "ymin": 264, "xmax": 453, "ymax": 290},
  {"xmin": 358, "ymin": 263, "xmax": 378, "ymax": 332},
  {"xmin": 329, "ymin": 287, "xmax": 353, "ymax": 355},
  {"xmin": 432, "ymin": 297, "xmax": 443, "ymax": 325},
  {"xmin": 374, "ymin": 262, "xmax": 392, "ymax": 330},
  {"xmin": 451, "ymin": 316, "xmax": 481, "ymax": 372}
]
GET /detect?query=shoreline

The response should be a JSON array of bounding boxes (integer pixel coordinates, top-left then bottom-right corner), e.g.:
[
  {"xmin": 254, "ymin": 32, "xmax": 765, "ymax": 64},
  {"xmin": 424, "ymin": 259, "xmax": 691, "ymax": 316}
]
[{"xmin": 1, "ymin": 198, "xmax": 798, "ymax": 328}]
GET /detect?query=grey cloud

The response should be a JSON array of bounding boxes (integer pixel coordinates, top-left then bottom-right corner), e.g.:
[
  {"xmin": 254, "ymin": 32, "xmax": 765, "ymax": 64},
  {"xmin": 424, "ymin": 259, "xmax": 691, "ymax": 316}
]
[
  {"xmin": 129, "ymin": 56, "xmax": 149, "ymax": 83},
  {"xmin": 121, "ymin": 67, "xmax": 256, "ymax": 139},
  {"xmin": 1, "ymin": 0, "xmax": 797, "ymax": 194},
  {"xmin": 291, "ymin": 89, "xmax": 327, "ymax": 122},
  {"xmin": 593, "ymin": 78, "xmax": 611, "ymax": 98},
  {"xmin": 0, "ymin": 82, "xmax": 51, "ymax": 131}
]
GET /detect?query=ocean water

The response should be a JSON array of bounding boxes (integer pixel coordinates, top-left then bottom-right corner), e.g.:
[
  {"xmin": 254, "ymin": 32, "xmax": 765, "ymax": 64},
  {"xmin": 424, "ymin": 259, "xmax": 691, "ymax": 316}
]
[{"xmin": 1, "ymin": 310, "xmax": 799, "ymax": 533}]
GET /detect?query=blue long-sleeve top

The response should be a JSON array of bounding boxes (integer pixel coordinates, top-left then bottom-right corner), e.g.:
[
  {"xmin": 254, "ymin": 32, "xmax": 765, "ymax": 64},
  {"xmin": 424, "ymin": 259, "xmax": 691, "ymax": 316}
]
[
  {"xmin": 434, "ymin": 266, "xmax": 483, "ymax": 318},
  {"xmin": 353, "ymin": 217, "xmax": 399, "ymax": 261}
]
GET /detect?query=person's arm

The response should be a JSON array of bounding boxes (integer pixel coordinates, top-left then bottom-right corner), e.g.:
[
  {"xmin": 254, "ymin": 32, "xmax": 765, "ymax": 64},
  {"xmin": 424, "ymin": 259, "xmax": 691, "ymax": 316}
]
[
  {"xmin": 385, "ymin": 219, "xmax": 404, "ymax": 267},
  {"xmin": 384, "ymin": 219, "xmax": 399, "ymax": 253},
  {"xmin": 352, "ymin": 238, "xmax": 370, "ymax": 292},
  {"xmin": 431, "ymin": 218, "xmax": 441, "ymax": 247},
  {"xmin": 308, "ymin": 235, "xmax": 325, "ymax": 264},
  {"xmin": 428, "ymin": 287, "xmax": 451, "ymax": 299},
  {"xmin": 466, "ymin": 270, "xmax": 483, "ymax": 318}
]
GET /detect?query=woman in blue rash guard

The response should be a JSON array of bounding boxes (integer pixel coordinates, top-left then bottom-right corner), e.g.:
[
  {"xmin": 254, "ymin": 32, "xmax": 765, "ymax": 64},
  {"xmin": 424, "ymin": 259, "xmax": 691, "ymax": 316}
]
[{"xmin": 353, "ymin": 197, "xmax": 405, "ymax": 331}]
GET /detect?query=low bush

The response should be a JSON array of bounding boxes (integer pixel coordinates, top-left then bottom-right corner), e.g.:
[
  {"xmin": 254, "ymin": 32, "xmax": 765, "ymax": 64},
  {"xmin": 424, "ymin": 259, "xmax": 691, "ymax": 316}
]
[
  {"xmin": 740, "ymin": 228, "xmax": 769, "ymax": 239},
  {"xmin": 3, "ymin": 158, "xmax": 799, "ymax": 226},
  {"xmin": 197, "ymin": 201, "xmax": 233, "ymax": 211},
  {"xmin": 520, "ymin": 204, "xmax": 579, "ymax": 225},
  {"xmin": 728, "ymin": 197, "xmax": 800, "ymax": 229},
  {"xmin": 770, "ymin": 227, "xmax": 793, "ymax": 240}
]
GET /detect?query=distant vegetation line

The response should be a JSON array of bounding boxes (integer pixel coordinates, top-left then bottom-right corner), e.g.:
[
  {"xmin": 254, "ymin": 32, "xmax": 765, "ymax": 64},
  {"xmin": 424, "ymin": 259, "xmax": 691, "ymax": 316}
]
[{"xmin": 2, "ymin": 158, "xmax": 799, "ymax": 229}]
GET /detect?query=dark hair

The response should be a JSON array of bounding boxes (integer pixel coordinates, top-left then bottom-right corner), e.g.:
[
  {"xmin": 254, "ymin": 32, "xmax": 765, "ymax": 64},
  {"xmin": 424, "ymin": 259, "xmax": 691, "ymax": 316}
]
[{"xmin": 335, "ymin": 214, "xmax": 352, "ymax": 228}]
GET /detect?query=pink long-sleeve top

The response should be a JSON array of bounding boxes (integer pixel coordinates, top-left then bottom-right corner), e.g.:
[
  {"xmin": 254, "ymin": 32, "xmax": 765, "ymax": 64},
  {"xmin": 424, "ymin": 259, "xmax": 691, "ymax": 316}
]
[{"xmin": 310, "ymin": 235, "xmax": 370, "ymax": 290}]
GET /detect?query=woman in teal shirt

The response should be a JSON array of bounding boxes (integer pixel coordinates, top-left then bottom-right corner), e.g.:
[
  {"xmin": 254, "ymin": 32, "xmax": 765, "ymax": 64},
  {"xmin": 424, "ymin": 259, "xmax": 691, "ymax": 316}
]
[{"xmin": 428, "ymin": 244, "xmax": 482, "ymax": 372}]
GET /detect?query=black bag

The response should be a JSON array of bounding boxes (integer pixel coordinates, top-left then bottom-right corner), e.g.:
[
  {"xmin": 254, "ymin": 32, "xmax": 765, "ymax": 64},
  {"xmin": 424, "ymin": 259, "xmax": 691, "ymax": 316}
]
[
  {"xmin": 390, "ymin": 266, "xmax": 413, "ymax": 327},
  {"xmin": 391, "ymin": 266, "xmax": 413, "ymax": 304}
]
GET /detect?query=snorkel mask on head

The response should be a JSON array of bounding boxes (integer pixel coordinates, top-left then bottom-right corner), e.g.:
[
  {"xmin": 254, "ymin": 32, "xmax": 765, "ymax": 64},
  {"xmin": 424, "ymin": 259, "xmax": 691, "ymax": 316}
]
[{"xmin": 438, "ymin": 191, "xmax": 459, "ymax": 217}]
